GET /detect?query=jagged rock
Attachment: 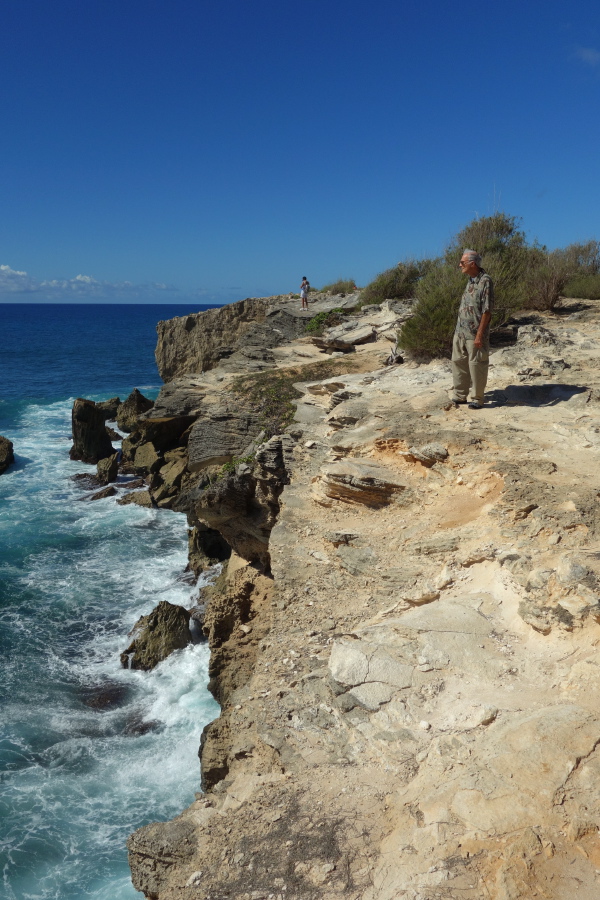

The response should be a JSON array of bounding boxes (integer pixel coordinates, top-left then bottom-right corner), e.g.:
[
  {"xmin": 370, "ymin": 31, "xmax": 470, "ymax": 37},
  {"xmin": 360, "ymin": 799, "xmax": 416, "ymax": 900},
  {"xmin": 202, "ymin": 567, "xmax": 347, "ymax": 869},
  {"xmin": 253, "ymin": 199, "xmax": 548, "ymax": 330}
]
[
  {"xmin": 187, "ymin": 523, "xmax": 231, "ymax": 576},
  {"xmin": 0, "ymin": 436, "xmax": 15, "ymax": 474},
  {"xmin": 195, "ymin": 436, "xmax": 291, "ymax": 565},
  {"xmin": 316, "ymin": 459, "xmax": 408, "ymax": 508},
  {"xmin": 155, "ymin": 297, "xmax": 313, "ymax": 381},
  {"xmin": 117, "ymin": 490, "xmax": 154, "ymax": 508},
  {"xmin": 84, "ymin": 485, "xmax": 117, "ymax": 501},
  {"xmin": 96, "ymin": 397, "xmax": 121, "ymax": 420},
  {"xmin": 96, "ymin": 452, "xmax": 119, "ymax": 485},
  {"xmin": 187, "ymin": 402, "xmax": 263, "ymax": 471},
  {"xmin": 133, "ymin": 441, "xmax": 162, "ymax": 474},
  {"xmin": 150, "ymin": 455, "xmax": 188, "ymax": 505},
  {"xmin": 120, "ymin": 600, "xmax": 191, "ymax": 670},
  {"xmin": 69, "ymin": 398, "xmax": 114, "ymax": 464},
  {"xmin": 116, "ymin": 389, "xmax": 154, "ymax": 433},
  {"xmin": 105, "ymin": 426, "xmax": 121, "ymax": 441}
]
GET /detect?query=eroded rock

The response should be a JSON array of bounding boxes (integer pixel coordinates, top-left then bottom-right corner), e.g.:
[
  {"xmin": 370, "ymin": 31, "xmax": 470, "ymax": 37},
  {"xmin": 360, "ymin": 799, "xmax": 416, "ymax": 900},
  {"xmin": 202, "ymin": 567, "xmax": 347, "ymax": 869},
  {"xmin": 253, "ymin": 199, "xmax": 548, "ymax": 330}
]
[
  {"xmin": 120, "ymin": 600, "xmax": 191, "ymax": 670},
  {"xmin": 69, "ymin": 398, "xmax": 114, "ymax": 464}
]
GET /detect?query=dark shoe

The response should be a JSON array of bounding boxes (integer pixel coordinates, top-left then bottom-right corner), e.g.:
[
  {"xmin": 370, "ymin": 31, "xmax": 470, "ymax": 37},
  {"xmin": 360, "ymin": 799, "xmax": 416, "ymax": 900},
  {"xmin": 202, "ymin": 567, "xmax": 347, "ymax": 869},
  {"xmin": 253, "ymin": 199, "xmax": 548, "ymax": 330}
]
[
  {"xmin": 468, "ymin": 401, "xmax": 483, "ymax": 410},
  {"xmin": 450, "ymin": 397, "xmax": 467, "ymax": 404}
]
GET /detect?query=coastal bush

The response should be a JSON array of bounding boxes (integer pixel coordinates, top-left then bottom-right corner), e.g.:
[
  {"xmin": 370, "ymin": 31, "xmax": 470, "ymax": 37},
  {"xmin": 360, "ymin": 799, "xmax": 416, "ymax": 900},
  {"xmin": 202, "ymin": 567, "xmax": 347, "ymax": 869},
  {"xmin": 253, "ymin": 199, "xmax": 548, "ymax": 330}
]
[
  {"xmin": 563, "ymin": 273, "xmax": 600, "ymax": 300},
  {"xmin": 320, "ymin": 278, "xmax": 357, "ymax": 294},
  {"xmin": 400, "ymin": 213, "xmax": 532, "ymax": 355},
  {"xmin": 360, "ymin": 260, "xmax": 424, "ymax": 306},
  {"xmin": 522, "ymin": 248, "xmax": 574, "ymax": 310},
  {"xmin": 229, "ymin": 357, "xmax": 362, "ymax": 439},
  {"xmin": 304, "ymin": 308, "xmax": 344, "ymax": 335}
]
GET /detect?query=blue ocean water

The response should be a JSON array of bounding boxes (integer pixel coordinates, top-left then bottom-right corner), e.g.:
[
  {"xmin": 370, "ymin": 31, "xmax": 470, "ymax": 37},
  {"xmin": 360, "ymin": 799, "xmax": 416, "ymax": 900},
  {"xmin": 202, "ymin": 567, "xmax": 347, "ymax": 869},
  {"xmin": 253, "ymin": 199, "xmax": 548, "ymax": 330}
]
[{"xmin": 0, "ymin": 304, "xmax": 222, "ymax": 899}]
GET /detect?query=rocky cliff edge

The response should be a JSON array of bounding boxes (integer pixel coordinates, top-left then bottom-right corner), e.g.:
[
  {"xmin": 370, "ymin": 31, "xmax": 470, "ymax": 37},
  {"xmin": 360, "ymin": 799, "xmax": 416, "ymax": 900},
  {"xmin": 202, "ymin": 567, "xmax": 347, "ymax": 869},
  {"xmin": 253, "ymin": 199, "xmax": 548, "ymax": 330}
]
[{"xmin": 129, "ymin": 294, "xmax": 600, "ymax": 900}]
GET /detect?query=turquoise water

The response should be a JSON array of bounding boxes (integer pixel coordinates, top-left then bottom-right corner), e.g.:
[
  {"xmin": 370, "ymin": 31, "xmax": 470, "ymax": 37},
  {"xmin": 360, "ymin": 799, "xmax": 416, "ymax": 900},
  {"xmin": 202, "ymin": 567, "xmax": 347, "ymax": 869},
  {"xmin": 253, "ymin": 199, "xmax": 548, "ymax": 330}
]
[{"xmin": 0, "ymin": 304, "xmax": 221, "ymax": 899}]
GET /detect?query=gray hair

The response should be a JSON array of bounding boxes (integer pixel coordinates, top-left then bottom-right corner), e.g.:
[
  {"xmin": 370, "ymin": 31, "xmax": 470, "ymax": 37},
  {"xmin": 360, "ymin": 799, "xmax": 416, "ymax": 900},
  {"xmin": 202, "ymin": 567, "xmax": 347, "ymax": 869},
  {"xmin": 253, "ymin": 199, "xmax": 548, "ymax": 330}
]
[{"xmin": 462, "ymin": 248, "xmax": 482, "ymax": 266}]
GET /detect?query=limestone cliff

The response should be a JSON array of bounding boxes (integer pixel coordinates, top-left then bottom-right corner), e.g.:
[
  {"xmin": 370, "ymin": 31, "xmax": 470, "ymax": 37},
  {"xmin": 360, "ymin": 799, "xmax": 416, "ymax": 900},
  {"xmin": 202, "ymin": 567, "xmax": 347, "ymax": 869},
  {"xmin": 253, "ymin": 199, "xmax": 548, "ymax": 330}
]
[{"xmin": 128, "ymin": 295, "xmax": 600, "ymax": 900}]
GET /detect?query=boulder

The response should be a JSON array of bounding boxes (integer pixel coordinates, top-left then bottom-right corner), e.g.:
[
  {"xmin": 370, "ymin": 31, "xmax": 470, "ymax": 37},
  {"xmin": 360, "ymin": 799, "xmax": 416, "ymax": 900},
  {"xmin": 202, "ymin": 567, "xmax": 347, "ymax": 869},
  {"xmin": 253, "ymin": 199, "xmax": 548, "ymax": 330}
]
[
  {"xmin": 69, "ymin": 398, "xmax": 115, "ymax": 464},
  {"xmin": 96, "ymin": 452, "xmax": 120, "ymax": 485},
  {"xmin": 87, "ymin": 485, "xmax": 117, "ymax": 501},
  {"xmin": 0, "ymin": 436, "xmax": 15, "ymax": 475},
  {"xmin": 117, "ymin": 490, "xmax": 154, "ymax": 508},
  {"xmin": 116, "ymin": 389, "xmax": 155, "ymax": 433},
  {"xmin": 120, "ymin": 600, "xmax": 192, "ymax": 670},
  {"xmin": 133, "ymin": 442, "xmax": 162, "ymax": 474},
  {"xmin": 96, "ymin": 397, "xmax": 122, "ymax": 420}
]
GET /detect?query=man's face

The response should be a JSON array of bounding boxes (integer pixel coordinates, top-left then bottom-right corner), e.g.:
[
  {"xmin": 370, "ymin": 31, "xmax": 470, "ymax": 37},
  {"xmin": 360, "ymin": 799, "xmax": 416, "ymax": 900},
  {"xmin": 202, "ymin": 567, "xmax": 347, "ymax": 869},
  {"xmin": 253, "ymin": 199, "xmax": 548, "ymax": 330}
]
[{"xmin": 459, "ymin": 255, "xmax": 480, "ymax": 277}]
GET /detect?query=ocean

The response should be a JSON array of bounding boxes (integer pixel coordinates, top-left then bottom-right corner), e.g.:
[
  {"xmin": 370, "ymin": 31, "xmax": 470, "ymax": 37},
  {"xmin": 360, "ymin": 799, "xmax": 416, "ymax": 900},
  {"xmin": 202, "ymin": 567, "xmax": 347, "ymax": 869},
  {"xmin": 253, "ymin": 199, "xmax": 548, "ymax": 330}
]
[{"xmin": 0, "ymin": 304, "xmax": 222, "ymax": 900}]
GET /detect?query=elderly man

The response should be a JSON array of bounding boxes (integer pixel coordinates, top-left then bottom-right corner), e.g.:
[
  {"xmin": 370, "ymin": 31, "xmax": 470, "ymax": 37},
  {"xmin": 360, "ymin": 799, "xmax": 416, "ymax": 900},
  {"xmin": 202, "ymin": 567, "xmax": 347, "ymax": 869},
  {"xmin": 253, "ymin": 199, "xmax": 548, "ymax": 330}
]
[{"xmin": 451, "ymin": 249, "xmax": 494, "ymax": 410}]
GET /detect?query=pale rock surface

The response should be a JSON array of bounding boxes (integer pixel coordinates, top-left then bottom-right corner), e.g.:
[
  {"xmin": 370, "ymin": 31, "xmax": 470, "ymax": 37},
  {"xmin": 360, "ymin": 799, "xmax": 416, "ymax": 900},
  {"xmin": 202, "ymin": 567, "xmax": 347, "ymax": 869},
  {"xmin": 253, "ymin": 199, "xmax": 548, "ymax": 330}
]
[{"xmin": 127, "ymin": 299, "xmax": 600, "ymax": 900}]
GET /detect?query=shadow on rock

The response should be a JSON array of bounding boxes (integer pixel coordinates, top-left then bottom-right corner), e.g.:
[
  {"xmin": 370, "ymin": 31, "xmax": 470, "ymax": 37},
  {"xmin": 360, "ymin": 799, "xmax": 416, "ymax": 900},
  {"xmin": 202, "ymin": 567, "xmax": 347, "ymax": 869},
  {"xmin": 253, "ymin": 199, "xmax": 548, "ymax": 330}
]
[{"xmin": 498, "ymin": 383, "xmax": 589, "ymax": 407}]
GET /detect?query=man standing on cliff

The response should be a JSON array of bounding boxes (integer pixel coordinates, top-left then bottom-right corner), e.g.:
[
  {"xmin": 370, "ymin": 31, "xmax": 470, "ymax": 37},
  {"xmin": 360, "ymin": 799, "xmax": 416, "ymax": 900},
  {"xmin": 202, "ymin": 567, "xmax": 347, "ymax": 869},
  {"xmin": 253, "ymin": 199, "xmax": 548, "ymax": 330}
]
[{"xmin": 451, "ymin": 249, "xmax": 494, "ymax": 410}]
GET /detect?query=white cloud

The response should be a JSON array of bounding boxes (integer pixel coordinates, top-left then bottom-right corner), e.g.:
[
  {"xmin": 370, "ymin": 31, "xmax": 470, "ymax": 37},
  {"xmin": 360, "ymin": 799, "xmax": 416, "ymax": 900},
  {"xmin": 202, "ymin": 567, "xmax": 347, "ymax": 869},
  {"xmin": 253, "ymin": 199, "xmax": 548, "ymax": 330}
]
[
  {"xmin": 0, "ymin": 263, "xmax": 184, "ymax": 300},
  {"xmin": 0, "ymin": 264, "xmax": 37, "ymax": 292},
  {"xmin": 575, "ymin": 46, "xmax": 600, "ymax": 67}
]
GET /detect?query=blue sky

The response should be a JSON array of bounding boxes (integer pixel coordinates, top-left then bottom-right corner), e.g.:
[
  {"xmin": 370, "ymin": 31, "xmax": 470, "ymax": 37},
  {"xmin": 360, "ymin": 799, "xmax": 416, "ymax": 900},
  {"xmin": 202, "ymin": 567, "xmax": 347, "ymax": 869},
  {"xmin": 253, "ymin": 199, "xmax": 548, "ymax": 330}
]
[{"xmin": 1, "ymin": 0, "xmax": 599, "ymax": 304}]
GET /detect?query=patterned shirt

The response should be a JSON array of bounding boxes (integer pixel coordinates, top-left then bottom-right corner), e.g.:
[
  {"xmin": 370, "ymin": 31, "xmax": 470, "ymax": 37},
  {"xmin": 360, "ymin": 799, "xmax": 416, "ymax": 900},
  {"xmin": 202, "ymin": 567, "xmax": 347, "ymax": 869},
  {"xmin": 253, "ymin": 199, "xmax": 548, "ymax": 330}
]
[{"xmin": 455, "ymin": 270, "xmax": 494, "ymax": 341}]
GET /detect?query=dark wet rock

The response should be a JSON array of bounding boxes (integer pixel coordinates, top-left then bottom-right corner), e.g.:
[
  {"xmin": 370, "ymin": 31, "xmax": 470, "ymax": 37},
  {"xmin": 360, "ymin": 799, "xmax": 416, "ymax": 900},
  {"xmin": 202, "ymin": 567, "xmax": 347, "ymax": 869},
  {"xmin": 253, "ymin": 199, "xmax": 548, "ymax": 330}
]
[
  {"xmin": 186, "ymin": 522, "xmax": 231, "ymax": 576},
  {"xmin": 81, "ymin": 485, "xmax": 117, "ymax": 501},
  {"xmin": 122, "ymin": 715, "xmax": 162, "ymax": 736},
  {"xmin": 106, "ymin": 426, "xmax": 121, "ymax": 441},
  {"xmin": 72, "ymin": 472, "xmax": 100, "ymax": 489},
  {"xmin": 96, "ymin": 397, "xmax": 122, "ymax": 420},
  {"xmin": 69, "ymin": 398, "xmax": 115, "ymax": 464},
  {"xmin": 0, "ymin": 436, "xmax": 14, "ymax": 475},
  {"xmin": 79, "ymin": 681, "xmax": 132, "ymax": 710},
  {"xmin": 120, "ymin": 600, "xmax": 192, "ymax": 671},
  {"xmin": 96, "ymin": 452, "xmax": 120, "ymax": 485},
  {"xmin": 116, "ymin": 389, "xmax": 155, "ymax": 433}
]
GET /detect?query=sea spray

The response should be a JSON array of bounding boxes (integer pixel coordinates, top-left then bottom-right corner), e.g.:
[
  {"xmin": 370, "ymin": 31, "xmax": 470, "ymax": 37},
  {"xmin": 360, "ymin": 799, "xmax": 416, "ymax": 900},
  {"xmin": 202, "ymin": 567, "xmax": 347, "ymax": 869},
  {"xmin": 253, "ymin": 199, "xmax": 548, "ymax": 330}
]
[{"xmin": 0, "ymin": 395, "xmax": 219, "ymax": 900}]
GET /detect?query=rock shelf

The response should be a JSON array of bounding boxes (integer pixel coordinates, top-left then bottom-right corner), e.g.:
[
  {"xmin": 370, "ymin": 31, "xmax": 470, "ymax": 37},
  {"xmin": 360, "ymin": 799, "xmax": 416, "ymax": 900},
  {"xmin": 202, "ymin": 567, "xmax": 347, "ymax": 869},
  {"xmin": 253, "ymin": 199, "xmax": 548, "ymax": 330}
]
[{"xmin": 125, "ymin": 295, "xmax": 600, "ymax": 900}]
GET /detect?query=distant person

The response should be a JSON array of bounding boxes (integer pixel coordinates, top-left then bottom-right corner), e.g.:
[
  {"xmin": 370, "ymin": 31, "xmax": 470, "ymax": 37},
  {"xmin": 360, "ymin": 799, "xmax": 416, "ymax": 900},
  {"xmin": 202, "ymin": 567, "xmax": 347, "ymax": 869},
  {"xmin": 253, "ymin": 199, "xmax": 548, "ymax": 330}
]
[
  {"xmin": 300, "ymin": 276, "xmax": 310, "ymax": 310},
  {"xmin": 451, "ymin": 250, "xmax": 494, "ymax": 410}
]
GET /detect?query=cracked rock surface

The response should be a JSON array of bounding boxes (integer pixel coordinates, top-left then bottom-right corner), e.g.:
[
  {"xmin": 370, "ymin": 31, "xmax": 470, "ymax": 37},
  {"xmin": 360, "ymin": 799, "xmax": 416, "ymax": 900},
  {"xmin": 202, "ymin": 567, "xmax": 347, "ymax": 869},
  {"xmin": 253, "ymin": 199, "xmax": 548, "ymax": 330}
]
[{"xmin": 128, "ymin": 299, "xmax": 600, "ymax": 900}]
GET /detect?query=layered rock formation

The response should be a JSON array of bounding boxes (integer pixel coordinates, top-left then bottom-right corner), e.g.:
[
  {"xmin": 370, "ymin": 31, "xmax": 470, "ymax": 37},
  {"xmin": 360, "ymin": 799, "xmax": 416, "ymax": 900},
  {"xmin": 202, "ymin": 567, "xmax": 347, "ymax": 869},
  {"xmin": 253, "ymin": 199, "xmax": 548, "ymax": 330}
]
[{"xmin": 121, "ymin": 294, "xmax": 600, "ymax": 899}]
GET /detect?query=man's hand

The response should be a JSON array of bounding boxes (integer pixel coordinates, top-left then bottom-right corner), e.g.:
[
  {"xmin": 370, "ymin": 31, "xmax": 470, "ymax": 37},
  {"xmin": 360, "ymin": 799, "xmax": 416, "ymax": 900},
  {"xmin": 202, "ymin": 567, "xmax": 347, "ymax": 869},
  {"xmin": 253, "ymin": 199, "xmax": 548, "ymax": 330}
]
[{"xmin": 474, "ymin": 311, "xmax": 492, "ymax": 349}]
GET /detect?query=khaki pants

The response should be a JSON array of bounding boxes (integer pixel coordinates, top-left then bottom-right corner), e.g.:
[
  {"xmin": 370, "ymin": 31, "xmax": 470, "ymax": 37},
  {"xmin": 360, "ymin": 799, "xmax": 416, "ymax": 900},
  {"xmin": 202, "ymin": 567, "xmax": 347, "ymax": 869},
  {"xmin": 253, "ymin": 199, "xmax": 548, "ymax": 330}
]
[{"xmin": 451, "ymin": 333, "xmax": 489, "ymax": 404}]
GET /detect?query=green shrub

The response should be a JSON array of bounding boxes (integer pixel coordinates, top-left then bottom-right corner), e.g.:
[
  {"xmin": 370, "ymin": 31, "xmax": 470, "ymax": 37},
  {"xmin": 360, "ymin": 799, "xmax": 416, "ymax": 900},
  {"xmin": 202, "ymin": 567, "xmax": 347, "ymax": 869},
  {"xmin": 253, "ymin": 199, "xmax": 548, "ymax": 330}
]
[
  {"xmin": 563, "ymin": 274, "xmax": 600, "ymax": 300},
  {"xmin": 320, "ymin": 279, "xmax": 357, "ymax": 294},
  {"xmin": 399, "ymin": 261, "xmax": 464, "ymax": 355},
  {"xmin": 400, "ymin": 213, "xmax": 534, "ymax": 355},
  {"xmin": 304, "ymin": 308, "xmax": 344, "ymax": 335},
  {"xmin": 522, "ymin": 248, "xmax": 574, "ymax": 310},
  {"xmin": 360, "ymin": 260, "xmax": 424, "ymax": 305}
]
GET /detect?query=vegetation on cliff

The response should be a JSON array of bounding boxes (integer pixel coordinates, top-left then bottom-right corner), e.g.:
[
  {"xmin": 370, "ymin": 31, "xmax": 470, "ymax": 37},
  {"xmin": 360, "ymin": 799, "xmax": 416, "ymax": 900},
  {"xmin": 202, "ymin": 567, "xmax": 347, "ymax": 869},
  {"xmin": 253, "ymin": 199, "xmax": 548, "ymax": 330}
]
[
  {"xmin": 395, "ymin": 213, "xmax": 600, "ymax": 356},
  {"xmin": 229, "ymin": 357, "xmax": 362, "ymax": 439}
]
